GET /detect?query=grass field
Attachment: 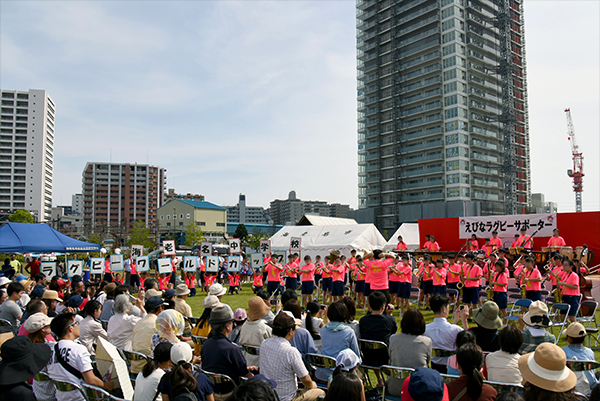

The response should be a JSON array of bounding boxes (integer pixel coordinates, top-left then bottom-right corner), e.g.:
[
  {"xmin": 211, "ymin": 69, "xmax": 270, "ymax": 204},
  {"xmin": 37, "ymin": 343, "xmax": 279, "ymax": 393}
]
[{"xmin": 182, "ymin": 282, "xmax": 600, "ymax": 361}]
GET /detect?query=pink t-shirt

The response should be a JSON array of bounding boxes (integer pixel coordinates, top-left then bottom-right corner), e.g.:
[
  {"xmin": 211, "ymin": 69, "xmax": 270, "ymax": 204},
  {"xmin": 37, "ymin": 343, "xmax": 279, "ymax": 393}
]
[
  {"xmin": 464, "ymin": 264, "xmax": 482, "ymax": 288},
  {"xmin": 331, "ymin": 264, "xmax": 346, "ymax": 282},
  {"xmin": 468, "ymin": 240, "xmax": 479, "ymax": 251},
  {"xmin": 498, "ymin": 257, "xmax": 509, "ymax": 268},
  {"xmin": 518, "ymin": 235, "xmax": 533, "ymax": 248},
  {"xmin": 253, "ymin": 271, "xmax": 263, "ymax": 287},
  {"xmin": 547, "ymin": 237, "xmax": 566, "ymax": 247},
  {"xmin": 355, "ymin": 263, "xmax": 366, "ymax": 281},
  {"xmin": 422, "ymin": 240, "xmax": 431, "ymax": 250},
  {"xmin": 524, "ymin": 267, "xmax": 542, "ymax": 291},
  {"xmin": 447, "ymin": 263, "xmax": 462, "ymax": 283},
  {"xmin": 490, "ymin": 237, "xmax": 502, "ymax": 248},
  {"xmin": 432, "ymin": 267, "xmax": 446, "ymax": 286},
  {"xmin": 550, "ymin": 265, "xmax": 563, "ymax": 285},
  {"xmin": 314, "ymin": 262, "xmax": 324, "ymax": 275},
  {"xmin": 322, "ymin": 264, "xmax": 332, "ymax": 279},
  {"xmin": 482, "ymin": 245, "xmax": 493, "ymax": 257},
  {"xmin": 158, "ymin": 276, "xmax": 169, "ymax": 290},
  {"xmin": 364, "ymin": 258, "xmax": 394, "ymax": 290},
  {"xmin": 493, "ymin": 271, "xmax": 508, "ymax": 293},
  {"xmin": 300, "ymin": 263, "xmax": 315, "ymax": 281},
  {"xmin": 398, "ymin": 263, "xmax": 412, "ymax": 283},
  {"xmin": 562, "ymin": 271, "xmax": 580, "ymax": 296},
  {"xmin": 389, "ymin": 263, "xmax": 403, "ymax": 282},
  {"xmin": 418, "ymin": 262, "xmax": 434, "ymax": 281},
  {"xmin": 285, "ymin": 262, "xmax": 299, "ymax": 279},
  {"xmin": 429, "ymin": 242, "xmax": 440, "ymax": 251},
  {"xmin": 396, "ymin": 242, "xmax": 408, "ymax": 251},
  {"xmin": 266, "ymin": 263, "xmax": 283, "ymax": 282}
]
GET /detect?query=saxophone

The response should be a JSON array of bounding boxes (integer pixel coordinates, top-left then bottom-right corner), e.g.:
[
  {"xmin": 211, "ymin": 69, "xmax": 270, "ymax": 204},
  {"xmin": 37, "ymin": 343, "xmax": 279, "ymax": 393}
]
[{"xmin": 551, "ymin": 271, "xmax": 563, "ymax": 303}]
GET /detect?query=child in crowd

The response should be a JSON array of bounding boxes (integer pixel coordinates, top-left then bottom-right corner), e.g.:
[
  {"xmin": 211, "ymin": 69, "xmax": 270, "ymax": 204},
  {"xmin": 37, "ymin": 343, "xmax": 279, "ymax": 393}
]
[
  {"xmin": 228, "ymin": 271, "xmax": 240, "ymax": 295},
  {"xmin": 204, "ymin": 273, "xmax": 217, "ymax": 292},
  {"xmin": 114, "ymin": 273, "xmax": 124, "ymax": 285},
  {"xmin": 490, "ymin": 260, "xmax": 508, "ymax": 317},
  {"xmin": 185, "ymin": 271, "xmax": 196, "ymax": 297},
  {"xmin": 158, "ymin": 273, "xmax": 169, "ymax": 290},
  {"xmin": 252, "ymin": 267, "xmax": 264, "ymax": 293},
  {"xmin": 397, "ymin": 255, "xmax": 412, "ymax": 315},
  {"xmin": 432, "ymin": 259, "xmax": 447, "ymax": 295}
]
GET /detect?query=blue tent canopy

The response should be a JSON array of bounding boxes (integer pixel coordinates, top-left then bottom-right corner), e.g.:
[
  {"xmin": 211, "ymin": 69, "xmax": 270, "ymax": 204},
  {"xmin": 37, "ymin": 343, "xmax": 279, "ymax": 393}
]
[{"xmin": 0, "ymin": 222, "xmax": 100, "ymax": 253}]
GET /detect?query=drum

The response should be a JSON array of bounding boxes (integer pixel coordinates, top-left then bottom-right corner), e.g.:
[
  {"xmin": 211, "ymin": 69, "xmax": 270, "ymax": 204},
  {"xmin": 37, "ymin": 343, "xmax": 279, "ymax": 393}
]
[
  {"xmin": 541, "ymin": 247, "xmax": 550, "ymax": 253},
  {"xmin": 560, "ymin": 246, "xmax": 573, "ymax": 260},
  {"xmin": 509, "ymin": 247, "xmax": 522, "ymax": 255}
]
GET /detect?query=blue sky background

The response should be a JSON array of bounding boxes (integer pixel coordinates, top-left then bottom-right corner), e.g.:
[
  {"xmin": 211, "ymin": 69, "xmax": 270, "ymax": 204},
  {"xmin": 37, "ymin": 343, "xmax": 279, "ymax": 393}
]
[{"xmin": 1, "ymin": 1, "xmax": 598, "ymax": 212}]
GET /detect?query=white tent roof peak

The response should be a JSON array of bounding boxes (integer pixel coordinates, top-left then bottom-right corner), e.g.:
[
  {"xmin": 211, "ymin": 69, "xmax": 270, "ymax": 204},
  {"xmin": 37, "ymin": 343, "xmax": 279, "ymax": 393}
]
[{"xmin": 296, "ymin": 214, "xmax": 357, "ymax": 226}]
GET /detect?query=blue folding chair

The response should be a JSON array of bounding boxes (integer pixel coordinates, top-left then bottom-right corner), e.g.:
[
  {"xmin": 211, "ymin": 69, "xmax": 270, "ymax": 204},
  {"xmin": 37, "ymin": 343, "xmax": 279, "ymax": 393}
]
[{"xmin": 505, "ymin": 298, "xmax": 532, "ymax": 326}]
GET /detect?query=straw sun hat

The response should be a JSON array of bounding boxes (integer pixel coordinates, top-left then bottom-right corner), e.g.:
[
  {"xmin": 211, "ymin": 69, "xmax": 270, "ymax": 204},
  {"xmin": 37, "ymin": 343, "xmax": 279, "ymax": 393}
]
[{"xmin": 518, "ymin": 342, "xmax": 577, "ymax": 392}]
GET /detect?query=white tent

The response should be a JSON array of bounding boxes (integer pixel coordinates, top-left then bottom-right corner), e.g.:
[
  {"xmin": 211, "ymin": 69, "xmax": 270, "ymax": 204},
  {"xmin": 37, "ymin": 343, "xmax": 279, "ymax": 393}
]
[
  {"xmin": 384, "ymin": 223, "xmax": 420, "ymax": 251},
  {"xmin": 270, "ymin": 224, "xmax": 387, "ymax": 259},
  {"xmin": 296, "ymin": 215, "xmax": 358, "ymax": 226}
]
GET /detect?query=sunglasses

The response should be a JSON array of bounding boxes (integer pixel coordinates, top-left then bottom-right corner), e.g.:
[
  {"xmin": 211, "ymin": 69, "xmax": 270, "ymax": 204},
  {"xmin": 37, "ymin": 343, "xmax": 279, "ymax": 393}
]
[{"xmin": 68, "ymin": 321, "xmax": 79, "ymax": 328}]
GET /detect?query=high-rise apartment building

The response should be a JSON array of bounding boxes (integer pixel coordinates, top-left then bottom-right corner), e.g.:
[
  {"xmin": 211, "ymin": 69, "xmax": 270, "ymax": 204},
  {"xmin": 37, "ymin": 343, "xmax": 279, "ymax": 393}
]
[
  {"xmin": 72, "ymin": 193, "xmax": 83, "ymax": 214},
  {"xmin": 82, "ymin": 163, "xmax": 166, "ymax": 233},
  {"xmin": 270, "ymin": 190, "xmax": 351, "ymax": 225},
  {"xmin": 0, "ymin": 89, "xmax": 55, "ymax": 222},
  {"xmin": 226, "ymin": 194, "xmax": 272, "ymax": 225},
  {"xmin": 356, "ymin": 0, "xmax": 530, "ymax": 233}
]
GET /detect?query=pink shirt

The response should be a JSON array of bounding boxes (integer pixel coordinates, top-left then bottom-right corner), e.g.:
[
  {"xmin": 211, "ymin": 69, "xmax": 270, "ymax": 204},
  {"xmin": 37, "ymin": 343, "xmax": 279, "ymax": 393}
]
[
  {"xmin": 331, "ymin": 264, "xmax": 346, "ymax": 282},
  {"xmin": 481, "ymin": 245, "xmax": 493, "ymax": 257},
  {"xmin": 498, "ymin": 257, "xmax": 509, "ymax": 268},
  {"xmin": 285, "ymin": 262, "xmax": 299, "ymax": 279},
  {"xmin": 398, "ymin": 263, "xmax": 412, "ymax": 283},
  {"xmin": 158, "ymin": 276, "xmax": 169, "ymax": 290},
  {"xmin": 418, "ymin": 262, "xmax": 434, "ymax": 281},
  {"xmin": 300, "ymin": 263, "xmax": 315, "ymax": 281},
  {"xmin": 547, "ymin": 236, "xmax": 566, "ymax": 247},
  {"xmin": 422, "ymin": 240, "xmax": 431, "ymax": 250},
  {"xmin": 493, "ymin": 271, "xmax": 508, "ymax": 293},
  {"xmin": 314, "ymin": 262, "xmax": 324, "ymax": 275},
  {"xmin": 322, "ymin": 264, "xmax": 332, "ymax": 279},
  {"xmin": 550, "ymin": 265, "xmax": 563, "ymax": 285},
  {"xmin": 464, "ymin": 264, "xmax": 482, "ymax": 288},
  {"xmin": 389, "ymin": 263, "xmax": 403, "ymax": 282},
  {"xmin": 432, "ymin": 267, "xmax": 446, "ymax": 286},
  {"xmin": 229, "ymin": 274, "xmax": 240, "ymax": 287},
  {"xmin": 253, "ymin": 271, "xmax": 263, "ymax": 287},
  {"xmin": 354, "ymin": 263, "xmax": 366, "ymax": 281},
  {"xmin": 396, "ymin": 242, "xmax": 408, "ymax": 251},
  {"xmin": 490, "ymin": 237, "xmax": 503, "ymax": 248},
  {"xmin": 468, "ymin": 240, "xmax": 479, "ymax": 251},
  {"xmin": 518, "ymin": 235, "xmax": 533, "ymax": 248},
  {"xmin": 364, "ymin": 258, "xmax": 394, "ymax": 290},
  {"xmin": 447, "ymin": 263, "xmax": 462, "ymax": 283},
  {"xmin": 511, "ymin": 240, "xmax": 520, "ymax": 248},
  {"xmin": 524, "ymin": 267, "xmax": 542, "ymax": 291},
  {"xmin": 562, "ymin": 271, "xmax": 580, "ymax": 296},
  {"xmin": 266, "ymin": 263, "xmax": 283, "ymax": 282}
]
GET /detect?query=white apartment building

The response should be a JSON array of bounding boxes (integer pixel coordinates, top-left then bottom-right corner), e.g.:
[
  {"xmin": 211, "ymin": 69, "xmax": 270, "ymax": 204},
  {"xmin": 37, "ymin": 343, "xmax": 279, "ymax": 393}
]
[{"xmin": 0, "ymin": 89, "xmax": 55, "ymax": 222}]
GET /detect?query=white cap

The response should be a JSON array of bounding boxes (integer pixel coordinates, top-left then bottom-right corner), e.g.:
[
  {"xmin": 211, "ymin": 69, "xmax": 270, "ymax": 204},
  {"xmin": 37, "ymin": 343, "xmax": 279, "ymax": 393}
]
[
  {"xmin": 24, "ymin": 313, "xmax": 52, "ymax": 333},
  {"xmin": 171, "ymin": 342, "xmax": 193, "ymax": 364},
  {"xmin": 208, "ymin": 283, "xmax": 226, "ymax": 297}
]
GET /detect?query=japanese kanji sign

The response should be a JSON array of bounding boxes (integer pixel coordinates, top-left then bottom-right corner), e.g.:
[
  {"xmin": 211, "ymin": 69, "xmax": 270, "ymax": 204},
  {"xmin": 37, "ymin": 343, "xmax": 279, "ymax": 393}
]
[
  {"xmin": 260, "ymin": 240, "xmax": 271, "ymax": 255},
  {"xmin": 90, "ymin": 258, "xmax": 104, "ymax": 275},
  {"xmin": 136, "ymin": 256, "xmax": 149, "ymax": 273},
  {"xmin": 272, "ymin": 250, "xmax": 287, "ymax": 265},
  {"xmin": 183, "ymin": 256, "xmax": 196, "ymax": 273},
  {"xmin": 130, "ymin": 245, "xmax": 144, "ymax": 259},
  {"xmin": 229, "ymin": 238, "xmax": 241, "ymax": 254},
  {"xmin": 162, "ymin": 240, "xmax": 176, "ymax": 256},
  {"xmin": 157, "ymin": 258, "xmax": 172, "ymax": 275},
  {"xmin": 227, "ymin": 256, "xmax": 241, "ymax": 273},
  {"xmin": 110, "ymin": 254, "xmax": 124, "ymax": 272},
  {"xmin": 200, "ymin": 242, "xmax": 212, "ymax": 257},
  {"xmin": 67, "ymin": 260, "xmax": 83, "ymax": 278},
  {"xmin": 250, "ymin": 253, "xmax": 263, "ymax": 270},
  {"xmin": 290, "ymin": 237, "xmax": 302, "ymax": 253},
  {"xmin": 458, "ymin": 213, "xmax": 556, "ymax": 239},
  {"xmin": 40, "ymin": 262, "xmax": 56, "ymax": 280},
  {"xmin": 206, "ymin": 256, "xmax": 219, "ymax": 273}
]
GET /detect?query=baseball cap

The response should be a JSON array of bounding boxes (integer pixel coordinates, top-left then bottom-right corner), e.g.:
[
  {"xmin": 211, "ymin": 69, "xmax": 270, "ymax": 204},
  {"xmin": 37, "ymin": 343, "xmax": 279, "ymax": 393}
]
[
  {"xmin": 145, "ymin": 288, "xmax": 162, "ymax": 300},
  {"xmin": 170, "ymin": 342, "xmax": 193, "ymax": 364},
  {"xmin": 146, "ymin": 296, "xmax": 169, "ymax": 310},
  {"xmin": 163, "ymin": 289, "xmax": 176, "ymax": 299},
  {"xmin": 23, "ymin": 313, "xmax": 53, "ymax": 333},
  {"xmin": 67, "ymin": 295, "xmax": 84, "ymax": 308},
  {"xmin": 274, "ymin": 311, "xmax": 302, "ymax": 330},
  {"xmin": 234, "ymin": 308, "xmax": 247, "ymax": 322},
  {"xmin": 402, "ymin": 367, "xmax": 450, "ymax": 401},
  {"xmin": 564, "ymin": 322, "xmax": 587, "ymax": 338}
]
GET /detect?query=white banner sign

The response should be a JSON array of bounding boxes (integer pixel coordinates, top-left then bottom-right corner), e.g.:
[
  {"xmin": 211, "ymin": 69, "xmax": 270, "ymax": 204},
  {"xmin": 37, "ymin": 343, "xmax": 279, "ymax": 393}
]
[
  {"xmin": 162, "ymin": 240, "xmax": 176, "ymax": 256},
  {"xmin": 206, "ymin": 256, "xmax": 219, "ymax": 273},
  {"xmin": 40, "ymin": 262, "xmax": 56, "ymax": 279},
  {"xmin": 200, "ymin": 242, "xmax": 212, "ymax": 257},
  {"xmin": 110, "ymin": 254, "xmax": 124, "ymax": 272},
  {"xmin": 290, "ymin": 237, "xmax": 302, "ymax": 253},
  {"xmin": 458, "ymin": 213, "xmax": 557, "ymax": 239},
  {"xmin": 229, "ymin": 238, "xmax": 241, "ymax": 254},
  {"xmin": 90, "ymin": 258, "xmax": 104, "ymax": 275},
  {"xmin": 250, "ymin": 253, "xmax": 264, "ymax": 270},
  {"xmin": 67, "ymin": 260, "xmax": 83, "ymax": 277},
  {"xmin": 136, "ymin": 256, "xmax": 150, "ymax": 273},
  {"xmin": 130, "ymin": 244, "xmax": 144, "ymax": 259},
  {"xmin": 227, "ymin": 256, "xmax": 241, "ymax": 272},
  {"xmin": 183, "ymin": 256, "xmax": 197, "ymax": 272},
  {"xmin": 259, "ymin": 239, "xmax": 271, "ymax": 255},
  {"xmin": 157, "ymin": 258, "xmax": 172, "ymax": 275}
]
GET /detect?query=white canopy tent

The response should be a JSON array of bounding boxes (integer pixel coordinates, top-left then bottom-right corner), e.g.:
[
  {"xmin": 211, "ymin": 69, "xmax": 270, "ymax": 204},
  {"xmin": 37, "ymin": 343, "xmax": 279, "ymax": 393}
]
[
  {"xmin": 383, "ymin": 223, "xmax": 420, "ymax": 251},
  {"xmin": 270, "ymin": 224, "xmax": 387, "ymax": 259}
]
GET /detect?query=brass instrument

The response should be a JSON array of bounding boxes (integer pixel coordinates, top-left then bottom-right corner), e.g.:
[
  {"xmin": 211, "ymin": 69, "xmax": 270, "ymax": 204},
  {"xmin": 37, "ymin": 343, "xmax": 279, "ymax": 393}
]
[
  {"xmin": 520, "ymin": 283, "xmax": 527, "ymax": 299},
  {"xmin": 486, "ymin": 285, "xmax": 493, "ymax": 300},
  {"xmin": 548, "ymin": 270, "xmax": 563, "ymax": 303}
]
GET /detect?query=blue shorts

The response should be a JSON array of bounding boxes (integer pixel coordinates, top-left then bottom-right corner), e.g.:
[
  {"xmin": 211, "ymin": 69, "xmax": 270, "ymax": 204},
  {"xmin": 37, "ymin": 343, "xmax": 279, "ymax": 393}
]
[
  {"xmin": 267, "ymin": 281, "xmax": 279, "ymax": 296},
  {"xmin": 355, "ymin": 280, "xmax": 365, "ymax": 294},
  {"xmin": 301, "ymin": 281, "xmax": 314, "ymax": 295},
  {"xmin": 432, "ymin": 285, "xmax": 447, "ymax": 295},
  {"xmin": 314, "ymin": 274, "xmax": 321, "ymax": 285},
  {"xmin": 389, "ymin": 281, "xmax": 401, "ymax": 295},
  {"xmin": 322, "ymin": 277, "xmax": 332, "ymax": 291},
  {"xmin": 398, "ymin": 282, "xmax": 411, "ymax": 299},
  {"xmin": 447, "ymin": 282, "xmax": 458, "ymax": 291},
  {"xmin": 493, "ymin": 292, "xmax": 508, "ymax": 309},
  {"xmin": 562, "ymin": 295, "xmax": 580, "ymax": 316},
  {"xmin": 285, "ymin": 277, "xmax": 298, "ymax": 291},
  {"xmin": 332, "ymin": 281, "xmax": 345, "ymax": 296},
  {"xmin": 364, "ymin": 282, "xmax": 371, "ymax": 297},
  {"xmin": 463, "ymin": 287, "xmax": 479, "ymax": 305},
  {"xmin": 526, "ymin": 291, "xmax": 542, "ymax": 302},
  {"xmin": 421, "ymin": 280, "xmax": 433, "ymax": 295}
]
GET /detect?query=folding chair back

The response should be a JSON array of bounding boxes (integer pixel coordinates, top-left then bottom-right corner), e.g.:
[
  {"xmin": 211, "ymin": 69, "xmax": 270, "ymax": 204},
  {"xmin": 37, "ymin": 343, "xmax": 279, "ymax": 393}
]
[
  {"xmin": 242, "ymin": 344, "xmax": 260, "ymax": 356},
  {"xmin": 82, "ymin": 382, "xmax": 126, "ymax": 401},
  {"xmin": 185, "ymin": 316, "xmax": 201, "ymax": 326},
  {"xmin": 121, "ymin": 349, "xmax": 150, "ymax": 371},
  {"xmin": 577, "ymin": 301, "xmax": 598, "ymax": 326},
  {"xmin": 380, "ymin": 365, "xmax": 413, "ymax": 401},
  {"xmin": 100, "ymin": 320, "xmax": 109, "ymax": 331},
  {"xmin": 549, "ymin": 303, "xmax": 571, "ymax": 341},
  {"xmin": 566, "ymin": 360, "xmax": 600, "ymax": 372},
  {"xmin": 191, "ymin": 335, "xmax": 208, "ymax": 346},
  {"xmin": 53, "ymin": 379, "xmax": 89, "ymax": 400},
  {"xmin": 305, "ymin": 353, "xmax": 337, "ymax": 369},
  {"xmin": 0, "ymin": 318, "xmax": 14, "ymax": 334},
  {"xmin": 200, "ymin": 369, "xmax": 237, "ymax": 392},
  {"xmin": 505, "ymin": 298, "xmax": 532, "ymax": 325},
  {"xmin": 358, "ymin": 339, "xmax": 389, "ymax": 368},
  {"xmin": 431, "ymin": 348, "xmax": 456, "ymax": 358},
  {"xmin": 483, "ymin": 380, "xmax": 524, "ymax": 393}
]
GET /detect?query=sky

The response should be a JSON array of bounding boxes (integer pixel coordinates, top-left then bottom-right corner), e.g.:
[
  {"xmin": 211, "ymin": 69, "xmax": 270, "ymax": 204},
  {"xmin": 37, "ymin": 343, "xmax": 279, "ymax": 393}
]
[{"xmin": 0, "ymin": 1, "xmax": 598, "ymax": 213}]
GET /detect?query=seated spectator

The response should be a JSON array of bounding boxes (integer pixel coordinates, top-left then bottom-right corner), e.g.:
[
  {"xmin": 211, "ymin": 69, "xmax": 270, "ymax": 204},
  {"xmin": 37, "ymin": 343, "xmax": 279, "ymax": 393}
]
[
  {"xmin": 191, "ymin": 295, "xmax": 220, "ymax": 355},
  {"xmin": 77, "ymin": 300, "xmax": 108, "ymax": 357},
  {"xmin": 132, "ymin": 295, "xmax": 168, "ymax": 374},
  {"xmin": 400, "ymin": 367, "xmax": 450, "ymax": 401},
  {"xmin": 562, "ymin": 322, "xmax": 598, "ymax": 394},
  {"xmin": 135, "ymin": 342, "xmax": 172, "ymax": 401},
  {"xmin": 107, "ymin": 294, "xmax": 145, "ymax": 351},
  {"xmin": 317, "ymin": 301, "xmax": 361, "ymax": 382},
  {"xmin": 256, "ymin": 290, "xmax": 278, "ymax": 327},
  {"xmin": 208, "ymin": 283, "xmax": 227, "ymax": 300},
  {"xmin": 486, "ymin": 325, "xmax": 523, "ymax": 384},
  {"xmin": 201, "ymin": 304, "xmax": 255, "ymax": 400},
  {"xmin": 447, "ymin": 331, "xmax": 476, "ymax": 376},
  {"xmin": 324, "ymin": 370, "xmax": 365, "ymax": 401},
  {"xmin": 469, "ymin": 301, "xmax": 502, "ymax": 352},
  {"xmin": 158, "ymin": 342, "xmax": 214, "ymax": 401},
  {"xmin": 0, "ymin": 289, "xmax": 6, "ymax": 306},
  {"xmin": 329, "ymin": 348, "xmax": 361, "ymax": 386},
  {"xmin": 281, "ymin": 289, "xmax": 298, "ymax": 307},
  {"xmin": 98, "ymin": 282, "xmax": 117, "ymax": 321},
  {"xmin": 424, "ymin": 294, "xmax": 469, "ymax": 373},
  {"xmin": 283, "ymin": 300, "xmax": 318, "ymax": 356},
  {"xmin": 239, "ymin": 296, "xmax": 273, "ymax": 366},
  {"xmin": 91, "ymin": 281, "xmax": 108, "ymax": 304},
  {"xmin": 387, "ymin": 308, "xmax": 432, "ymax": 396},
  {"xmin": 260, "ymin": 311, "xmax": 325, "ymax": 401},
  {"xmin": 41, "ymin": 290, "xmax": 62, "ymax": 317},
  {"xmin": 341, "ymin": 296, "xmax": 361, "ymax": 341},
  {"xmin": 47, "ymin": 313, "xmax": 115, "ymax": 398},
  {"xmin": 23, "ymin": 313, "xmax": 55, "ymax": 400},
  {"xmin": 519, "ymin": 301, "xmax": 555, "ymax": 354},
  {"xmin": 447, "ymin": 343, "xmax": 497, "ymax": 401},
  {"xmin": 18, "ymin": 300, "xmax": 48, "ymax": 335},
  {"xmin": 226, "ymin": 379, "xmax": 276, "ymax": 401},
  {"xmin": 0, "ymin": 336, "xmax": 52, "ymax": 400},
  {"xmin": 229, "ymin": 308, "xmax": 247, "ymax": 344},
  {"xmin": 0, "ymin": 282, "xmax": 24, "ymax": 333},
  {"xmin": 151, "ymin": 309, "xmax": 195, "ymax": 355},
  {"xmin": 174, "ymin": 283, "xmax": 193, "ymax": 333},
  {"xmin": 302, "ymin": 301, "xmax": 324, "ymax": 341},
  {"xmin": 19, "ymin": 279, "xmax": 34, "ymax": 308},
  {"xmin": 519, "ymin": 342, "xmax": 577, "ymax": 400}
]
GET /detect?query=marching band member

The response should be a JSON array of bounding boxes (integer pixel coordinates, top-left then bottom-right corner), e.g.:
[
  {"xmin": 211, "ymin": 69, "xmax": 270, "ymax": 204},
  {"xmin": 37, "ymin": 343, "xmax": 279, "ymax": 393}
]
[
  {"xmin": 284, "ymin": 254, "xmax": 299, "ymax": 292},
  {"xmin": 446, "ymin": 254, "xmax": 461, "ymax": 305},
  {"xmin": 557, "ymin": 259, "xmax": 580, "ymax": 323},
  {"xmin": 314, "ymin": 255, "xmax": 323, "ymax": 288},
  {"xmin": 330, "ymin": 255, "xmax": 346, "ymax": 302},
  {"xmin": 490, "ymin": 231, "xmax": 503, "ymax": 249},
  {"xmin": 517, "ymin": 228, "xmax": 534, "ymax": 249},
  {"xmin": 497, "ymin": 248, "xmax": 509, "ymax": 269},
  {"xmin": 512, "ymin": 248, "xmax": 529, "ymax": 280},
  {"xmin": 489, "ymin": 260, "xmax": 508, "ymax": 317},
  {"xmin": 348, "ymin": 250, "xmax": 358, "ymax": 293},
  {"xmin": 421, "ymin": 234, "xmax": 432, "ymax": 251},
  {"xmin": 428, "ymin": 236, "xmax": 440, "ymax": 251},
  {"xmin": 353, "ymin": 257, "xmax": 366, "ymax": 309},
  {"xmin": 467, "ymin": 234, "xmax": 480, "ymax": 251},
  {"xmin": 388, "ymin": 255, "xmax": 402, "ymax": 309},
  {"xmin": 481, "ymin": 238, "xmax": 494, "ymax": 257},
  {"xmin": 522, "ymin": 257, "xmax": 542, "ymax": 301},
  {"xmin": 397, "ymin": 255, "xmax": 412, "ymax": 315},
  {"xmin": 265, "ymin": 253, "xmax": 284, "ymax": 297},
  {"xmin": 363, "ymin": 253, "xmax": 373, "ymax": 300},
  {"xmin": 510, "ymin": 234, "xmax": 520, "ymax": 248},
  {"xmin": 417, "ymin": 254, "xmax": 434, "ymax": 310},
  {"xmin": 462, "ymin": 253, "xmax": 482, "ymax": 308},
  {"xmin": 321, "ymin": 256, "xmax": 332, "ymax": 305},
  {"xmin": 547, "ymin": 229, "xmax": 567, "ymax": 248},
  {"xmin": 572, "ymin": 258, "xmax": 588, "ymax": 275},
  {"xmin": 482, "ymin": 253, "xmax": 498, "ymax": 286},
  {"xmin": 395, "ymin": 236, "xmax": 408, "ymax": 251},
  {"xmin": 432, "ymin": 259, "xmax": 447, "ymax": 295},
  {"xmin": 362, "ymin": 249, "xmax": 395, "ymax": 306},
  {"xmin": 548, "ymin": 254, "xmax": 564, "ymax": 291},
  {"xmin": 299, "ymin": 255, "xmax": 316, "ymax": 306}
]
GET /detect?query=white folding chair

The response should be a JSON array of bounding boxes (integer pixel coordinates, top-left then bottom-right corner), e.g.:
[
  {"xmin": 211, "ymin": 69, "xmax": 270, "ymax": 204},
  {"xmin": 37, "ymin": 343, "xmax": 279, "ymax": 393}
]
[{"xmin": 549, "ymin": 303, "xmax": 571, "ymax": 342}]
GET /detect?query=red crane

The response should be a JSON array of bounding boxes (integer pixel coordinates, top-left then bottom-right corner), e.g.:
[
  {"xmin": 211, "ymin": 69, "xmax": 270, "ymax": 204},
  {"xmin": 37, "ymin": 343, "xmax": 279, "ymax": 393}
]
[{"xmin": 565, "ymin": 108, "xmax": 583, "ymax": 212}]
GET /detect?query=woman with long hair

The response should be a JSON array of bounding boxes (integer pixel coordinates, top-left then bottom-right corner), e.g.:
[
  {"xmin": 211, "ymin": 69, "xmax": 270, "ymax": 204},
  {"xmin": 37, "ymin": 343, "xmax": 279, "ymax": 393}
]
[
  {"xmin": 134, "ymin": 342, "xmax": 173, "ymax": 401},
  {"xmin": 447, "ymin": 343, "xmax": 497, "ymax": 401},
  {"xmin": 158, "ymin": 342, "xmax": 214, "ymax": 401},
  {"xmin": 303, "ymin": 301, "xmax": 324, "ymax": 341}
]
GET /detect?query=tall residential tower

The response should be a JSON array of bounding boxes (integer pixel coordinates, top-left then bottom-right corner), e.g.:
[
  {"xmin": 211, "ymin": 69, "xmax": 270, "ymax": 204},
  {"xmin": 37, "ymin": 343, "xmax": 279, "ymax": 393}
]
[
  {"xmin": 356, "ymin": 0, "xmax": 530, "ymax": 232},
  {"xmin": 0, "ymin": 89, "xmax": 55, "ymax": 222}
]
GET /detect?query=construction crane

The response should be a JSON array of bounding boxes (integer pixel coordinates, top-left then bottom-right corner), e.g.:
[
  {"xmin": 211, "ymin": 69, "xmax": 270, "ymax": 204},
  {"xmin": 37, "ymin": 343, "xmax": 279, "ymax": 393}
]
[{"xmin": 565, "ymin": 108, "xmax": 584, "ymax": 212}]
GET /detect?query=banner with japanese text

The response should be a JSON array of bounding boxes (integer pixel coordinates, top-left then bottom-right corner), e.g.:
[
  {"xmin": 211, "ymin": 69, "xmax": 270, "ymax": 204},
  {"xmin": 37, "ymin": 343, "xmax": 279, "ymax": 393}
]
[{"xmin": 458, "ymin": 213, "xmax": 556, "ymax": 239}]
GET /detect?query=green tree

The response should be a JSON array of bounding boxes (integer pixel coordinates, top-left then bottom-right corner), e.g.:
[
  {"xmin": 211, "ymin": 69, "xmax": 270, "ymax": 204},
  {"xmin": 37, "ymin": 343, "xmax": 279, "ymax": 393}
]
[
  {"xmin": 233, "ymin": 224, "xmax": 249, "ymax": 245},
  {"xmin": 9, "ymin": 209, "xmax": 33, "ymax": 223},
  {"xmin": 247, "ymin": 229, "xmax": 269, "ymax": 251},
  {"xmin": 87, "ymin": 234, "xmax": 103, "ymax": 245},
  {"xmin": 184, "ymin": 222, "xmax": 206, "ymax": 246},
  {"xmin": 128, "ymin": 220, "xmax": 153, "ymax": 249}
]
